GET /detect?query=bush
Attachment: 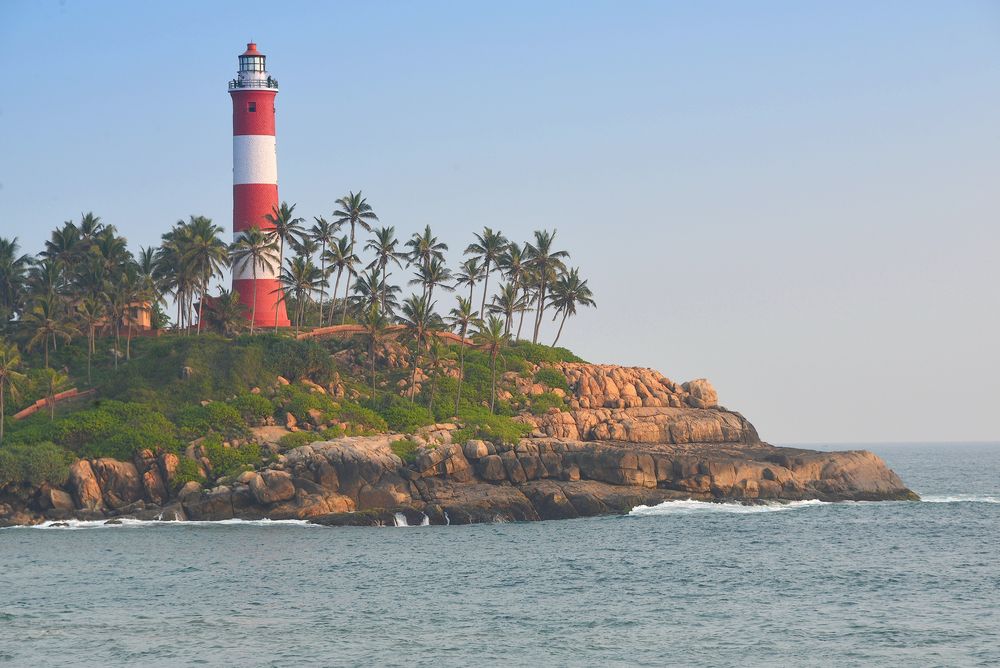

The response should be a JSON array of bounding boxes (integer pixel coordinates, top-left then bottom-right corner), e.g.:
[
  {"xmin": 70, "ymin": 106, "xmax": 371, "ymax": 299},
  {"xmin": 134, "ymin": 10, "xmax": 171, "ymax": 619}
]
[
  {"xmin": 528, "ymin": 391, "xmax": 568, "ymax": 415},
  {"xmin": 201, "ymin": 434, "xmax": 260, "ymax": 479},
  {"xmin": 171, "ymin": 457, "xmax": 204, "ymax": 491},
  {"xmin": 371, "ymin": 395, "xmax": 435, "ymax": 433},
  {"xmin": 277, "ymin": 431, "xmax": 323, "ymax": 449},
  {"xmin": 452, "ymin": 407, "xmax": 532, "ymax": 446},
  {"xmin": 334, "ymin": 401, "xmax": 388, "ymax": 434},
  {"xmin": 509, "ymin": 341, "xmax": 584, "ymax": 365},
  {"xmin": 0, "ymin": 441, "xmax": 74, "ymax": 487},
  {"xmin": 40, "ymin": 401, "xmax": 180, "ymax": 460},
  {"xmin": 277, "ymin": 384, "xmax": 337, "ymax": 424},
  {"xmin": 390, "ymin": 438, "xmax": 420, "ymax": 464},
  {"xmin": 174, "ymin": 402, "xmax": 248, "ymax": 441},
  {"xmin": 264, "ymin": 337, "xmax": 336, "ymax": 385},
  {"xmin": 229, "ymin": 392, "xmax": 274, "ymax": 424},
  {"xmin": 533, "ymin": 367, "xmax": 570, "ymax": 392}
]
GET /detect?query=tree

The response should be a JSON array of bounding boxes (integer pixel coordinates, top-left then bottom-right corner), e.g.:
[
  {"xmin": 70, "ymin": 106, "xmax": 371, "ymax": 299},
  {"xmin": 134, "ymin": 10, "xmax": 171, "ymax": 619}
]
[
  {"xmin": 364, "ymin": 226, "xmax": 403, "ymax": 311},
  {"xmin": 352, "ymin": 267, "xmax": 400, "ymax": 316},
  {"xmin": 229, "ymin": 227, "xmax": 279, "ymax": 335},
  {"xmin": 40, "ymin": 368, "xmax": 68, "ymax": 421},
  {"xmin": 499, "ymin": 242, "xmax": 529, "ymax": 339},
  {"xmin": 359, "ymin": 302, "xmax": 389, "ymax": 397},
  {"xmin": 180, "ymin": 216, "xmax": 229, "ymax": 335},
  {"xmin": 310, "ymin": 216, "xmax": 340, "ymax": 326},
  {"xmin": 0, "ymin": 339, "xmax": 26, "ymax": 444},
  {"xmin": 548, "ymin": 267, "xmax": 596, "ymax": 346},
  {"xmin": 77, "ymin": 296, "xmax": 105, "ymax": 383},
  {"xmin": 276, "ymin": 256, "xmax": 323, "ymax": 332},
  {"xmin": 474, "ymin": 315, "xmax": 509, "ymax": 414},
  {"xmin": 398, "ymin": 295, "xmax": 439, "ymax": 402},
  {"xmin": 425, "ymin": 338, "xmax": 444, "ymax": 414},
  {"xmin": 408, "ymin": 257, "xmax": 453, "ymax": 305},
  {"xmin": 22, "ymin": 294, "xmax": 77, "ymax": 369},
  {"xmin": 321, "ymin": 236, "xmax": 357, "ymax": 326},
  {"xmin": 201, "ymin": 288, "xmax": 247, "ymax": 336},
  {"xmin": 489, "ymin": 282, "xmax": 528, "ymax": 336},
  {"xmin": 332, "ymin": 191, "xmax": 379, "ymax": 324},
  {"xmin": 524, "ymin": 229, "xmax": 569, "ymax": 344},
  {"xmin": 447, "ymin": 296, "xmax": 478, "ymax": 414},
  {"xmin": 454, "ymin": 257, "xmax": 484, "ymax": 307},
  {"xmin": 0, "ymin": 237, "xmax": 30, "ymax": 324},
  {"xmin": 405, "ymin": 225, "xmax": 448, "ymax": 295},
  {"xmin": 464, "ymin": 228, "xmax": 508, "ymax": 317},
  {"xmin": 263, "ymin": 201, "xmax": 305, "ymax": 331}
]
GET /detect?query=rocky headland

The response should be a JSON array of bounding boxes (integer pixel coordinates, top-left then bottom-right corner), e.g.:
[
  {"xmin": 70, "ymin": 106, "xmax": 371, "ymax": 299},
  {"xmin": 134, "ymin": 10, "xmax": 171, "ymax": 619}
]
[{"xmin": 0, "ymin": 362, "xmax": 916, "ymax": 527}]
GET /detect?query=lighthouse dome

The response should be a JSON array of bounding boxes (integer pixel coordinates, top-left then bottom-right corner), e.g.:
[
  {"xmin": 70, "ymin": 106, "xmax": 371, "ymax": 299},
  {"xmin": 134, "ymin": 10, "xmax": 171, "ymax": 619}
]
[{"xmin": 231, "ymin": 42, "xmax": 277, "ymax": 90}]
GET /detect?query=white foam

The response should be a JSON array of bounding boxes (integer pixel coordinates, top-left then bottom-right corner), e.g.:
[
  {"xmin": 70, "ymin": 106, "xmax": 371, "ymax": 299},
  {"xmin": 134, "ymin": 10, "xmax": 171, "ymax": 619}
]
[
  {"xmin": 18, "ymin": 518, "xmax": 318, "ymax": 530},
  {"xmin": 921, "ymin": 494, "xmax": 1000, "ymax": 504},
  {"xmin": 393, "ymin": 512, "xmax": 431, "ymax": 527},
  {"xmin": 628, "ymin": 499, "xmax": 828, "ymax": 516}
]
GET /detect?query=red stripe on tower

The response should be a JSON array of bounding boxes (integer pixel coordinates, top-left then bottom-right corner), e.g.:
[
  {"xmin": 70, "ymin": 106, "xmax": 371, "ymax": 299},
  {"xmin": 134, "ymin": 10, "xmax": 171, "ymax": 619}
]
[{"xmin": 229, "ymin": 42, "xmax": 290, "ymax": 328}]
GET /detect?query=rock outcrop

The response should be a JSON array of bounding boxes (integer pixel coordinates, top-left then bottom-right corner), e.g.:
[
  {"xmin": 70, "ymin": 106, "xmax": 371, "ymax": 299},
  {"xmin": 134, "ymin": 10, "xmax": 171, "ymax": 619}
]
[{"xmin": 0, "ymin": 363, "xmax": 918, "ymax": 527}]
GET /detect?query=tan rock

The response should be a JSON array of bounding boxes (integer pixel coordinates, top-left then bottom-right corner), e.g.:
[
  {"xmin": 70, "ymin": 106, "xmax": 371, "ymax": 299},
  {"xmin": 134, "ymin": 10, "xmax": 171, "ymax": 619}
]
[{"xmin": 69, "ymin": 460, "xmax": 103, "ymax": 510}]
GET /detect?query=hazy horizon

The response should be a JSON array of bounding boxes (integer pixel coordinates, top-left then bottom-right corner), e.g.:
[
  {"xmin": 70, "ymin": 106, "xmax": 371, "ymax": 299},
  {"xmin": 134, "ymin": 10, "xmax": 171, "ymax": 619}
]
[{"xmin": 1, "ymin": 1, "xmax": 998, "ymax": 443}]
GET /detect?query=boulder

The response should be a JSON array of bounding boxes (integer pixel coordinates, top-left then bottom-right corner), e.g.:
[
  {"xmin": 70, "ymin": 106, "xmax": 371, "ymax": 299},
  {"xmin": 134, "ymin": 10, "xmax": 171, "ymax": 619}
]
[
  {"xmin": 683, "ymin": 378, "xmax": 718, "ymax": 409},
  {"xmin": 68, "ymin": 460, "xmax": 104, "ymax": 510},
  {"xmin": 249, "ymin": 470, "xmax": 295, "ymax": 504}
]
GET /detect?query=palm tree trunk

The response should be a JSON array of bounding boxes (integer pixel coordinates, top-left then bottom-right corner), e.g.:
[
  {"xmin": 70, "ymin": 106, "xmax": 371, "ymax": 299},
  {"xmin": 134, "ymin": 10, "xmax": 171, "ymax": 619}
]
[
  {"xmin": 274, "ymin": 238, "xmax": 284, "ymax": 332},
  {"xmin": 87, "ymin": 328, "xmax": 93, "ymax": 384},
  {"xmin": 197, "ymin": 283, "xmax": 205, "ymax": 335},
  {"xmin": 490, "ymin": 351, "xmax": 497, "ymax": 414},
  {"xmin": 533, "ymin": 283, "xmax": 547, "ymax": 344},
  {"xmin": 318, "ymin": 242, "xmax": 327, "ymax": 326},
  {"xmin": 370, "ymin": 340, "xmax": 377, "ymax": 397},
  {"xmin": 552, "ymin": 310, "xmax": 568, "ymax": 347},
  {"xmin": 250, "ymin": 266, "xmax": 258, "ymax": 335},
  {"xmin": 330, "ymin": 269, "xmax": 343, "ymax": 327},
  {"xmin": 409, "ymin": 349, "xmax": 419, "ymax": 403},
  {"xmin": 114, "ymin": 322, "xmax": 120, "ymax": 370},
  {"xmin": 127, "ymin": 321, "xmax": 133, "ymax": 360},
  {"xmin": 381, "ymin": 262, "xmax": 387, "ymax": 312},
  {"xmin": 342, "ymin": 224, "xmax": 356, "ymax": 325},
  {"xmin": 480, "ymin": 263, "xmax": 491, "ymax": 318},
  {"xmin": 455, "ymin": 332, "xmax": 466, "ymax": 415},
  {"xmin": 1, "ymin": 384, "xmax": 5, "ymax": 445}
]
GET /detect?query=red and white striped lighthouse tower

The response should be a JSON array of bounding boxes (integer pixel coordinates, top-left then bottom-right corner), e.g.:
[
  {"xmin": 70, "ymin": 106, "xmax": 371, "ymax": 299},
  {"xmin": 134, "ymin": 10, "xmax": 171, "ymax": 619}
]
[{"xmin": 229, "ymin": 42, "xmax": 290, "ymax": 328}]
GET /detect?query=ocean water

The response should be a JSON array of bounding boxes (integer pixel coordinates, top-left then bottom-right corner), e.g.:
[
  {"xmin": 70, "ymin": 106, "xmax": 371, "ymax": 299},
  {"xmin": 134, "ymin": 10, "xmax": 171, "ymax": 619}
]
[{"xmin": 1, "ymin": 442, "xmax": 998, "ymax": 667}]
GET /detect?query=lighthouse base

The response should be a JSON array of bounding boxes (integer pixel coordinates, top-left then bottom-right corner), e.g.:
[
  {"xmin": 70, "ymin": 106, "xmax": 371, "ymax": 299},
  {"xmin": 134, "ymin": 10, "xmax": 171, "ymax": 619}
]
[{"xmin": 234, "ymin": 278, "xmax": 292, "ymax": 328}]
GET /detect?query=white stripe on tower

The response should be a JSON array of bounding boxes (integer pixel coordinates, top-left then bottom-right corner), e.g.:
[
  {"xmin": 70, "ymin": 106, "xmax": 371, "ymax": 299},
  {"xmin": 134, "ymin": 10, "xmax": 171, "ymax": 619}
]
[{"xmin": 233, "ymin": 136, "xmax": 278, "ymax": 185}]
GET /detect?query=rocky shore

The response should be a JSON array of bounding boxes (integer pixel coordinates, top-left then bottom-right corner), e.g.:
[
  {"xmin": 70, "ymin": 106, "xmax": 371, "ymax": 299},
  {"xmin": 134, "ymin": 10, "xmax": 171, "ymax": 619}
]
[{"xmin": 0, "ymin": 364, "xmax": 917, "ymax": 527}]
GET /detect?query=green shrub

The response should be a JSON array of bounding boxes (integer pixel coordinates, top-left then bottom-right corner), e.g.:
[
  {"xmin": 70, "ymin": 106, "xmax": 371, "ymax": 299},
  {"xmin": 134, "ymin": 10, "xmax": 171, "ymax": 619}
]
[
  {"xmin": 171, "ymin": 457, "xmax": 204, "ymax": 491},
  {"xmin": 533, "ymin": 367, "xmax": 570, "ymax": 392},
  {"xmin": 0, "ymin": 441, "xmax": 74, "ymax": 487},
  {"xmin": 201, "ymin": 434, "xmax": 260, "ymax": 478},
  {"xmin": 41, "ymin": 401, "xmax": 180, "ymax": 460},
  {"xmin": 174, "ymin": 402, "xmax": 248, "ymax": 441},
  {"xmin": 277, "ymin": 431, "xmax": 323, "ymax": 449},
  {"xmin": 277, "ymin": 384, "xmax": 337, "ymax": 424},
  {"xmin": 229, "ymin": 392, "xmax": 274, "ymax": 424},
  {"xmin": 508, "ymin": 342, "xmax": 584, "ymax": 365},
  {"xmin": 390, "ymin": 438, "xmax": 420, "ymax": 464},
  {"xmin": 452, "ymin": 407, "xmax": 532, "ymax": 446},
  {"xmin": 371, "ymin": 395, "xmax": 435, "ymax": 433},
  {"xmin": 334, "ymin": 401, "xmax": 388, "ymax": 434},
  {"xmin": 528, "ymin": 391, "xmax": 568, "ymax": 415},
  {"xmin": 264, "ymin": 337, "xmax": 336, "ymax": 384}
]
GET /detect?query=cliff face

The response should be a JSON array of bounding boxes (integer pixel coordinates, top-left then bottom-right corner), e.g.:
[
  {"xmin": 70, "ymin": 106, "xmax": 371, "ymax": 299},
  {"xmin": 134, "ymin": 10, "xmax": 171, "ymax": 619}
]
[{"xmin": 0, "ymin": 363, "xmax": 917, "ymax": 527}]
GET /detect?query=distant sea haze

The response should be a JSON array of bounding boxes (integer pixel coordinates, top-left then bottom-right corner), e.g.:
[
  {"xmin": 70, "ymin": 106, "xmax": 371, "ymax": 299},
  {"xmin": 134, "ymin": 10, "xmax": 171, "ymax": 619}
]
[{"xmin": 0, "ymin": 442, "xmax": 996, "ymax": 666}]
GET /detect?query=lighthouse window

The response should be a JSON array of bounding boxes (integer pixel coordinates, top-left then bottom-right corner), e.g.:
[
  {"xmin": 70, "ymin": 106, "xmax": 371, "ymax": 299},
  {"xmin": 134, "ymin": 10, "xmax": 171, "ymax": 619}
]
[{"xmin": 248, "ymin": 101, "xmax": 257, "ymax": 112}]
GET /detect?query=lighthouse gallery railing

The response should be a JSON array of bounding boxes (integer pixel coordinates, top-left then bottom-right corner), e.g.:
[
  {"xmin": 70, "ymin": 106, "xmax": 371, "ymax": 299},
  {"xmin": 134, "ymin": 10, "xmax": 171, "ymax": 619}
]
[{"xmin": 228, "ymin": 77, "xmax": 279, "ymax": 90}]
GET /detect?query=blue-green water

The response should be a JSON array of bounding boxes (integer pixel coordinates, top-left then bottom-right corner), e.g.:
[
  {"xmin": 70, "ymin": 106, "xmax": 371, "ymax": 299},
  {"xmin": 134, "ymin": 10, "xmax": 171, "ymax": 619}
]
[{"xmin": 2, "ymin": 443, "xmax": 998, "ymax": 667}]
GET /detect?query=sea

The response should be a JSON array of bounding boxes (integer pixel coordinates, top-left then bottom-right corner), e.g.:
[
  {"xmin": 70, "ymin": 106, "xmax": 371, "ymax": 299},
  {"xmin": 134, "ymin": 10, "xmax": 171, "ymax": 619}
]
[{"xmin": 1, "ymin": 442, "xmax": 998, "ymax": 667}]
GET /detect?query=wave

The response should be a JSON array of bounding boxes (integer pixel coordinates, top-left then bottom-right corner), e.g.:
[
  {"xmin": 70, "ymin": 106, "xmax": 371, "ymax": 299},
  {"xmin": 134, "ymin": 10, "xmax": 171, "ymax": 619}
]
[
  {"xmin": 14, "ymin": 518, "xmax": 319, "ymax": 530},
  {"xmin": 920, "ymin": 494, "xmax": 1000, "ymax": 504},
  {"xmin": 628, "ymin": 499, "xmax": 828, "ymax": 516}
]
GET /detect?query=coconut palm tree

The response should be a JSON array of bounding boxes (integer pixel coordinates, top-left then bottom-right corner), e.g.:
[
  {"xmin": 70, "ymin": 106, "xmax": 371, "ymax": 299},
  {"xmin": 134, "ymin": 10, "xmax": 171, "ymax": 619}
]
[
  {"xmin": 404, "ymin": 225, "xmax": 448, "ymax": 276},
  {"xmin": 548, "ymin": 267, "xmax": 596, "ymax": 347},
  {"xmin": 180, "ymin": 216, "xmax": 228, "ymax": 335},
  {"xmin": 352, "ymin": 267, "xmax": 400, "ymax": 316},
  {"xmin": 398, "ymin": 294, "xmax": 439, "ymax": 402},
  {"xmin": 77, "ymin": 296, "xmax": 105, "ymax": 383},
  {"xmin": 409, "ymin": 257, "xmax": 454, "ymax": 305},
  {"xmin": 309, "ymin": 216, "xmax": 340, "ymax": 326},
  {"xmin": 524, "ymin": 229, "xmax": 569, "ymax": 344},
  {"xmin": 276, "ymin": 256, "xmax": 324, "ymax": 332},
  {"xmin": 0, "ymin": 237, "xmax": 30, "ymax": 323},
  {"xmin": 0, "ymin": 339, "xmax": 26, "ymax": 444},
  {"xmin": 359, "ymin": 302, "xmax": 389, "ymax": 397},
  {"xmin": 454, "ymin": 257, "xmax": 484, "ymax": 307},
  {"xmin": 464, "ymin": 228, "xmax": 508, "ymax": 317},
  {"xmin": 40, "ymin": 367, "xmax": 68, "ymax": 421},
  {"xmin": 321, "ymin": 236, "xmax": 357, "ymax": 326},
  {"xmin": 333, "ymin": 191, "xmax": 379, "ymax": 324},
  {"xmin": 229, "ymin": 227, "xmax": 279, "ymax": 335},
  {"xmin": 499, "ymin": 242, "xmax": 529, "ymax": 339},
  {"xmin": 474, "ymin": 315, "xmax": 509, "ymax": 414},
  {"xmin": 201, "ymin": 288, "xmax": 247, "ymax": 337},
  {"xmin": 22, "ymin": 294, "xmax": 77, "ymax": 369},
  {"xmin": 364, "ymin": 226, "xmax": 403, "ymax": 311},
  {"xmin": 489, "ymin": 282, "xmax": 529, "ymax": 336},
  {"xmin": 425, "ymin": 338, "xmax": 444, "ymax": 414},
  {"xmin": 447, "ymin": 296, "xmax": 478, "ymax": 414},
  {"xmin": 264, "ymin": 201, "xmax": 305, "ymax": 331}
]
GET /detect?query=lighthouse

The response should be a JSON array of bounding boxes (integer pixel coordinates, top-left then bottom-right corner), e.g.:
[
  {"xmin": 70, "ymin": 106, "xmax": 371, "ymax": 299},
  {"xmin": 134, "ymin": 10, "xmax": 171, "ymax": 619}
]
[{"xmin": 229, "ymin": 42, "xmax": 290, "ymax": 328}]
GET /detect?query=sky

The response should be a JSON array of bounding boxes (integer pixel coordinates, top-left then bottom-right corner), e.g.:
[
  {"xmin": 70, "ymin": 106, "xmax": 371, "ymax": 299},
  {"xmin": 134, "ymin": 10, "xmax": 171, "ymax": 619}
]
[{"xmin": 1, "ymin": 1, "xmax": 998, "ymax": 444}]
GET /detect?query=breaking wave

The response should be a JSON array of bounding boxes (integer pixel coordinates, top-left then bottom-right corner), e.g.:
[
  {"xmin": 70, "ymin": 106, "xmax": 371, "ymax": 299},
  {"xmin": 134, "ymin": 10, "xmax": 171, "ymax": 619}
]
[
  {"xmin": 628, "ymin": 499, "xmax": 828, "ymax": 516},
  {"xmin": 920, "ymin": 494, "xmax": 1000, "ymax": 504}
]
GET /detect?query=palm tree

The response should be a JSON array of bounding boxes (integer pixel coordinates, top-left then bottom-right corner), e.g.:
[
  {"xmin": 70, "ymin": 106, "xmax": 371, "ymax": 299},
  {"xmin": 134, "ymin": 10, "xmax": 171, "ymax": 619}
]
[
  {"xmin": 310, "ymin": 216, "xmax": 340, "ymax": 326},
  {"xmin": 499, "ymin": 242, "xmax": 529, "ymax": 339},
  {"xmin": 22, "ymin": 295, "xmax": 77, "ymax": 368},
  {"xmin": 352, "ymin": 267, "xmax": 400, "ymax": 315},
  {"xmin": 229, "ymin": 227, "xmax": 279, "ymax": 335},
  {"xmin": 264, "ymin": 201, "xmax": 305, "ymax": 331},
  {"xmin": 447, "ymin": 296, "xmax": 478, "ymax": 414},
  {"xmin": 405, "ymin": 225, "xmax": 448, "ymax": 285},
  {"xmin": 464, "ymin": 228, "xmax": 508, "ymax": 317},
  {"xmin": 524, "ymin": 229, "xmax": 569, "ymax": 344},
  {"xmin": 408, "ymin": 257, "xmax": 454, "ymax": 304},
  {"xmin": 0, "ymin": 339, "xmax": 26, "ymax": 444},
  {"xmin": 425, "ymin": 338, "xmax": 444, "ymax": 414},
  {"xmin": 359, "ymin": 302, "xmax": 389, "ymax": 397},
  {"xmin": 0, "ymin": 237, "xmax": 30, "ymax": 323},
  {"xmin": 180, "ymin": 216, "xmax": 228, "ymax": 335},
  {"xmin": 489, "ymin": 282, "xmax": 528, "ymax": 336},
  {"xmin": 333, "ymin": 191, "xmax": 379, "ymax": 324},
  {"xmin": 77, "ymin": 296, "xmax": 105, "ymax": 383},
  {"xmin": 321, "ymin": 236, "xmax": 357, "ymax": 326},
  {"xmin": 548, "ymin": 267, "xmax": 596, "ymax": 347},
  {"xmin": 454, "ymin": 257, "xmax": 484, "ymax": 306},
  {"xmin": 398, "ymin": 295, "xmax": 439, "ymax": 402},
  {"xmin": 364, "ymin": 226, "xmax": 403, "ymax": 310},
  {"xmin": 276, "ymin": 256, "xmax": 323, "ymax": 332},
  {"xmin": 201, "ymin": 288, "xmax": 247, "ymax": 336},
  {"xmin": 474, "ymin": 315, "xmax": 509, "ymax": 414},
  {"xmin": 40, "ymin": 368, "xmax": 68, "ymax": 421}
]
